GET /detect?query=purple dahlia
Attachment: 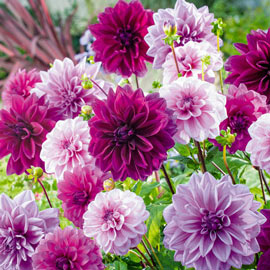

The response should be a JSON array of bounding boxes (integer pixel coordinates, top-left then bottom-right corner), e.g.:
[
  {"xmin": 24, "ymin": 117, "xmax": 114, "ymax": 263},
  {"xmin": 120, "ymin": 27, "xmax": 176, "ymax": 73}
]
[
  {"xmin": 32, "ymin": 226, "xmax": 104, "ymax": 270},
  {"xmin": 163, "ymin": 172, "xmax": 266, "ymax": 270},
  {"xmin": 89, "ymin": 0, "xmax": 154, "ymax": 78},
  {"xmin": 0, "ymin": 94, "xmax": 56, "ymax": 175},
  {"xmin": 0, "ymin": 190, "xmax": 59, "ymax": 270},
  {"xmin": 89, "ymin": 85, "xmax": 176, "ymax": 181},
  {"xmin": 225, "ymin": 28, "xmax": 270, "ymax": 102}
]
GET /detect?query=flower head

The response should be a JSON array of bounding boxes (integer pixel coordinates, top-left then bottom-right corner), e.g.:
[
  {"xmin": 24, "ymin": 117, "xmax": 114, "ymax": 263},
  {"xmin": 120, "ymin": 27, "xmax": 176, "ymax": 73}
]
[
  {"xmin": 0, "ymin": 94, "xmax": 57, "ymax": 175},
  {"xmin": 162, "ymin": 41, "xmax": 222, "ymax": 85},
  {"xmin": 225, "ymin": 28, "xmax": 270, "ymax": 103},
  {"xmin": 160, "ymin": 77, "xmax": 226, "ymax": 144},
  {"xmin": 57, "ymin": 166, "xmax": 106, "ymax": 228},
  {"xmin": 32, "ymin": 226, "xmax": 104, "ymax": 270},
  {"xmin": 0, "ymin": 190, "xmax": 59, "ymax": 270},
  {"xmin": 41, "ymin": 117, "xmax": 92, "ymax": 179},
  {"xmin": 32, "ymin": 58, "xmax": 108, "ymax": 119},
  {"xmin": 2, "ymin": 69, "xmax": 41, "ymax": 109},
  {"xmin": 89, "ymin": 85, "xmax": 176, "ymax": 181},
  {"xmin": 145, "ymin": 0, "xmax": 218, "ymax": 69},
  {"xmin": 246, "ymin": 114, "xmax": 270, "ymax": 173},
  {"xmin": 163, "ymin": 172, "xmax": 266, "ymax": 270},
  {"xmin": 211, "ymin": 84, "xmax": 268, "ymax": 154},
  {"xmin": 89, "ymin": 0, "xmax": 154, "ymax": 78},
  {"xmin": 83, "ymin": 189, "xmax": 149, "ymax": 255}
]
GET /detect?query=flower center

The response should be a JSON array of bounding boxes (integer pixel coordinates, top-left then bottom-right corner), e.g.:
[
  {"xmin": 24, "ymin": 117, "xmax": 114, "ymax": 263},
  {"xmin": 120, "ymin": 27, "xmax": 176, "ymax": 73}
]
[
  {"xmin": 7, "ymin": 121, "xmax": 33, "ymax": 140},
  {"xmin": 177, "ymin": 32, "xmax": 200, "ymax": 47},
  {"xmin": 177, "ymin": 96, "xmax": 194, "ymax": 111},
  {"xmin": 55, "ymin": 257, "xmax": 72, "ymax": 270},
  {"xmin": 117, "ymin": 26, "xmax": 139, "ymax": 48},
  {"xmin": 62, "ymin": 91, "xmax": 77, "ymax": 107},
  {"xmin": 103, "ymin": 209, "xmax": 124, "ymax": 230},
  {"xmin": 72, "ymin": 191, "xmax": 89, "ymax": 205},
  {"xmin": 114, "ymin": 125, "xmax": 135, "ymax": 145},
  {"xmin": 229, "ymin": 112, "xmax": 250, "ymax": 132}
]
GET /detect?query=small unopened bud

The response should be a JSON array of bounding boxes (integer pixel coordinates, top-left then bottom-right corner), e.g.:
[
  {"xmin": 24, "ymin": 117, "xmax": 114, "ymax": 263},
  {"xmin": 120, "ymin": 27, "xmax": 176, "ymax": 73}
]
[
  {"xmin": 33, "ymin": 167, "xmax": 43, "ymax": 179},
  {"xmin": 103, "ymin": 178, "xmax": 115, "ymax": 191},
  {"xmin": 163, "ymin": 21, "xmax": 177, "ymax": 37},
  {"xmin": 82, "ymin": 80, "xmax": 93, "ymax": 90},
  {"xmin": 227, "ymin": 134, "xmax": 236, "ymax": 145},
  {"xmin": 81, "ymin": 105, "xmax": 92, "ymax": 115}
]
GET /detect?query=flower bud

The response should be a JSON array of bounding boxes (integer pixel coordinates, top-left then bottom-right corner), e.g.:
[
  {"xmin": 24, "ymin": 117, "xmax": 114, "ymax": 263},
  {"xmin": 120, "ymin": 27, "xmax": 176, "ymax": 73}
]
[
  {"xmin": 33, "ymin": 167, "xmax": 44, "ymax": 179},
  {"xmin": 103, "ymin": 178, "xmax": 115, "ymax": 191},
  {"xmin": 163, "ymin": 21, "xmax": 177, "ymax": 37},
  {"xmin": 81, "ymin": 80, "xmax": 93, "ymax": 90},
  {"xmin": 81, "ymin": 105, "xmax": 92, "ymax": 116}
]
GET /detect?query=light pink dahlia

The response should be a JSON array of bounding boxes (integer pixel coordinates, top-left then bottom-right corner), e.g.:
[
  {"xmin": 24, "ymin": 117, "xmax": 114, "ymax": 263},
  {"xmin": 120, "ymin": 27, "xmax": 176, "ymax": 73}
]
[
  {"xmin": 40, "ymin": 117, "xmax": 92, "ymax": 179},
  {"xmin": 83, "ymin": 189, "xmax": 149, "ymax": 255},
  {"xmin": 145, "ymin": 0, "xmax": 218, "ymax": 69},
  {"xmin": 163, "ymin": 172, "xmax": 266, "ymax": 270},
  {"xmin": 160, "ymin": 77, "xmax": 227, "ymax": 144},
  {"xmin": 246, "ymin": 113, "xmax": 270, "ymax": 173},
  {"xmin": 2, "ymin": 69, "xmax": 41, "ymax": 109},
  {"xmin": 162, "ymin": 41, "xmax": 222, "ymax": 85},
  {"xmin": 32, "ymin": 58, "xmax": 109, "ymax": 119}
]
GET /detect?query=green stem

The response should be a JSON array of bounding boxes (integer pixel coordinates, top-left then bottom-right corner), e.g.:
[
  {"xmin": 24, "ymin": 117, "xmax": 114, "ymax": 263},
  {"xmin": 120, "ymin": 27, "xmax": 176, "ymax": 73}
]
[
  {"xmin": 134, "ymin": 247, "xmax": 155, "ymax": 270},
  {"xmin": 135, "ymin": 75, "xmax": 139, "ymax": 89},
  {"xmin": 171, "ymin": 44, "xmax": 180, "ymax": 74},
  {"xmin": 141, "ymin": 239, "xmax": 156, "ymax": 267},
  {"xmin": 223, "ymin": 145, "xmax": 236, "ymax": 184},
  {"xmin": 38, "ymin": 179, "xmax": 53, "ymax": 208},
  {"xmin": 194, "ymin": 140, "xmax": 207, "ymax": 173},
  {"xmin": 258, "ymin": 169, "xmax": 267, "ymax": 204},
  {"xmin": 217, "ymin": 33, "xmax": 224, "ymax": 94},
  {"xmin": 161, "ymin": 164, "xmax": 175, "ymax": 194}
]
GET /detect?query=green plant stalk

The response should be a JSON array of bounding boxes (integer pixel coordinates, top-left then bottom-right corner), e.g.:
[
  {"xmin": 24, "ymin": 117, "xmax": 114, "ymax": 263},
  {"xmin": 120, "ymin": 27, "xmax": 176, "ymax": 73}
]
[
  {"xmin": 217, "ymin": 33, "xmax": 224, "ymax": 94},
  {"xmin": 37, "ymin": 179, "xmax": 53, "ymax": 208},
  {"xmin": 134, "ymin": 247, "xmax": 155, "ymax": 270},
  {"xmin": 141, "ymin": 239, "xmax": 157, "ymax": 267},
  {"xmin": 161, "ymin": 164, "xmax": 175, "ymax": 194},
  {"xmin": 129, "ymin": 250, "xmax": 146, "ymax": 268},
  {"xmin": 194, "ymin": 140, "xmax": 207, "ymax": 173},
  {"xmin": 258, "ymin": 169, "xmax": 267, "ymax": 204},
  {"xmin": 171, "ymin": 44, "xmax": 180, "ymax": 74},
  {"xmin": 222, "ymin": 145, "xmax": 236, "ymax": 184},
  {"xmin": 135, "ymin": 75, "xmax": 140, "ymax": 89}
]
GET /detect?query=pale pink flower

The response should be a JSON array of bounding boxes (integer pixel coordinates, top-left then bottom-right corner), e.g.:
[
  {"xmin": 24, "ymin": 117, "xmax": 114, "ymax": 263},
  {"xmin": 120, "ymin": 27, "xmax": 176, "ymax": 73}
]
[
  {"xmin": 40, "ymin": 117, "xmax": 92, "ymax": 179},
  {"xmin": 162, "ymin": 41, "xmax": 223, "ymax": 85},
  {"xmin": 83, "ymin": 189, "xmax": 149, "ymax": 255},
  {"xmin": 160, "ymin": 77, "xmax": 227, "ymax": 144}
]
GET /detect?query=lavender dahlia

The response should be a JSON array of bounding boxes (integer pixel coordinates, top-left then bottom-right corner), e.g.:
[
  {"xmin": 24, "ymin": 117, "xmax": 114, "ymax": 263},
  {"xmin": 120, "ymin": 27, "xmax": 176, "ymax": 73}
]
[
  {"xmin": 163, "ymin": 172, "xmax": 266, "ymax": 269},
  {"xmin": 83, "ymin": 189, "xmax": 149, "ymax": 255},
  {"xmin": 32, "ymin": 226, "xmax": 104, "ymax": 270},
  {"xmin": 145, "ymin": 0, "xmax": 218, "ymax": 69},
  {"xmin": 225, "ymin": 28, "xmax": 270, "ymax": 102},
  {"xmin": 89, "ymin": 0, "xmax": 154, "ymax": 78},
  {"xmin": 0, "ymin": 94, "xmax": 56, "ymax": 175},
  {"xmin": 0, "ymin": 190, "xmax": 59, "ymax": 270},
  {"xmin": 89, "ymin": 85, "xmax": 176, "ymax": 181}
]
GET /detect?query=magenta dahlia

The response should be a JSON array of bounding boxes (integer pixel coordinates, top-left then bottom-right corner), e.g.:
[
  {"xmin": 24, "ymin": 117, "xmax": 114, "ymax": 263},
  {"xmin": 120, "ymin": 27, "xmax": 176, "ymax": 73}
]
[
  {"xmin": 2, "ymin": 69, "xmax": 41, "ymax": 109},
  {"xmin": 89, "ymin": 0, "xmax": 154, "ymax": 78},
  {"xmin": 57, "ymin": 166, "xmax": 106, "ymax": 228},
  {"xmin": 0, "ymin": 190, "xmax": 59, "ymax": 270},
  {"xmin": 225, "ymin": 28, "xmax": 270, "ymax": 102},
  {"xmin": 163, "ymin": 172, "xmax": 266, "ymax": 270},
  {"xmin": 0, "ymin": 94, "xmax": 57, "ymax": 175},
  {"xmin": 32, "ymin": 226, "xmax": 104, "ymax": 270},
  {"xmin": 145, "ymin": 0, "xmax": 218, "ymax": 69},
  {"xmin": 211, "ymin": 84, "xmax": 268, "ymax": 154},
  {"xmin": 89, "ymin": 85, "xmax": 176, "ymax": 181},
  {"xmin": 83, "ymin": 189, "xmax": 149, "ymax": 255}
]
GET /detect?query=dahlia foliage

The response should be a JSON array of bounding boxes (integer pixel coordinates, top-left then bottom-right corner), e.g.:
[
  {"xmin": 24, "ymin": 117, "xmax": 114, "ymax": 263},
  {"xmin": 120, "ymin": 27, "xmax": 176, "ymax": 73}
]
[{"xmin": 1, "ymin": 0, "xmax": 270, "ymax": 269}]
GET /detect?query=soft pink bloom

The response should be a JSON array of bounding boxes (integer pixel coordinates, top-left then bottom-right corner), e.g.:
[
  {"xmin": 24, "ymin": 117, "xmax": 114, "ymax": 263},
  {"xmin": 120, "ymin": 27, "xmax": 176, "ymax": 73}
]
[
  {"xmin": 246, "ymin": 113, "xmax": 270, "ymax": 172},
  {"xmin": 163, "ymin": 172, "xmax": 266, "ymax": 270},
  {"xmin": 40, "ymin": 117, "xmax": 92, "ymax": 179},
  {"xmin": 83, "ymin": 189, "xmax": 149, "ymax": 255},
  {"xmin": 160, "ymin": 77, "xmax": 227, "ymax": 144},
  {"xmin": 162, "ymin": 41, "xmax": 222, "ymax": 85}
]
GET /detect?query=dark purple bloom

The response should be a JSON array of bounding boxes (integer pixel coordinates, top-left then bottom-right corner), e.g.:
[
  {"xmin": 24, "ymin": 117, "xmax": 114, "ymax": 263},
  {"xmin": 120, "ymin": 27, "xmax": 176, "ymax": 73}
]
[
  {"xmin": 89, "ymin": 0, "xmax": 154, "ymax": 78},
  {"xmin": 0, "ymin": 94, "xmax": 56, "ymax": 175},
  {"xmin": 89, "ymin": 85, "xmax": 176, "ymax": 181},
  {"xmin": 211, "ymin": 84, "xmax": 268, "ymax": 154},
  {"xmin": 258, "ymin": 249, "xmax": 270, "ymax": 270},
  {"xmin": 225, "ymin": 28, "xmax": 270, "ymax": 103}
]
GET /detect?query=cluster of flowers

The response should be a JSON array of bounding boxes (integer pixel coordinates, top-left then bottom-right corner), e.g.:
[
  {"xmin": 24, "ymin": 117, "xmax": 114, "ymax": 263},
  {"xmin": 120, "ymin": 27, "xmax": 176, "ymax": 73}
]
[{"xmin": 1, "ymin": 0, "xmax": 270, "ymax": 269}]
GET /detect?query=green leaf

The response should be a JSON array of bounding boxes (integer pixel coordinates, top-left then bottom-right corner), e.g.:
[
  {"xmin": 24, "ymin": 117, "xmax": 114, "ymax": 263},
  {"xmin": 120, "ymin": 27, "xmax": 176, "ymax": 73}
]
[
  {"xmin": 113, "ymin": 261, "xmax": 128, "ymax": 270},
  {"xmin": 175, "ymin": 143, "xmax": 190, "ymax": 157}
]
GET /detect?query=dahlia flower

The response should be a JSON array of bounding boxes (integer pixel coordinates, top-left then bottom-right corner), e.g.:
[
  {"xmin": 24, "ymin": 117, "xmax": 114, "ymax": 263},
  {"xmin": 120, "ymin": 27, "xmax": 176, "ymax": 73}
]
[
  {"xmin": 0, "ymin": 94, "xmax": 57, "ymax": 175},
  {"xmin": 32, "ymin": 226, "xmax": 104, "ymax": 270},
  {"xmin": 57, "ymin": 166, "xmax": 106, "ymax": 228},
  {"xmin": 225, "ymin": 28, "xmax": 270, "ymax": 102},
  {"xmin": 89, "ymin": 85, "xmax": 176, "ymax": 181},
  {"xmin": 89, "ymin": 0, "xmax": 154, "ymax": 78},
  {"xmin": 40, "ymin": 117, "xmax": 92, "ymax": 179},
  {"xmin": 83, "ymin": 189, "xmax": 149, "ymax": 255},
  {"xmin": 163, "ymin": 172, "xmax": 266, "ymax": 270},
  {"xmin": 258, "ymin": 250, "xmax": 270, "ymax": 270},
  {"xmin": 2, "ymin": 69, "xmax": 41, "ymax": 109},
  {"xmin": 32, "ymin": 58, "xmax": 108, "ymax": 119},
  {"xmin": 211, "ymin": 84, "xmax": 268, "ymax": 154},
  {"xmin": 145, "ymin": 0, "xmax": 218, "ymax": 69},
  {"xmin": 246, "ymin": 113, "xmax": 270, "ymax": 173},
  {"xmin": 162, "ymin": 41, "xmax": 222, "ymax": 85},
  {"xmin": 160, "ymin": 77, "xmax": 226, "ymax": 144},
  {"xmin": 0, "ymin": 190, "xmax": 59, "ymax": 270}
]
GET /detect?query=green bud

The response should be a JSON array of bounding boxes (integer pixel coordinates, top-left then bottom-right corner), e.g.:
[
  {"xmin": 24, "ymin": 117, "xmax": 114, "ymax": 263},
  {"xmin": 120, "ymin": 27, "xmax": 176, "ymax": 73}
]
[
  {"xmin": 82, "ymin": 80, "xmax": 93, "ymax": 90},
  {"xmin": 201, "ymin": 55, "xmax": 211, "ymax": 67},
  {"xmin": 33, "ymin": 167, "xmax": 43, "ymax": 179},
  {"xmin": 216, "ymin": 127, "xmax": 237, "ymax": 147},
  {"xmin": 81, "ymin": 105, "xmax": 92, "ymax": 115},
  {"xmin": 163, "ymin": 21, "xmax": 177, "ymax": 37},
  {"xmin": 152, "ymin": 80, "xmax": 162, "ymax": 89}
]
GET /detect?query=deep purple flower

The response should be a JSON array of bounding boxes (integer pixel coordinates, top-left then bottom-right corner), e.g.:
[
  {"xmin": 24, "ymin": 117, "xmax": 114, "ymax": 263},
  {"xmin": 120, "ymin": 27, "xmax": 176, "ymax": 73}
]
[
  {"xmin": 225, "ymin": 28, "xmax": 270, "ymax": 103},
  {"xmin": 163, "ymin": 172, "xmax": 266, "ymax": 270},
  {"xmin": 0, "ymin": 94, "xmax": 56, "ymax": 175},
  {"xmin": 211, "ymin": 84, "xmax": 268, "ymax": 154},
  {"xmin": 89, "ymin": 85, "xmax": 176, "ymax": 181},
  {"xmin": 57, "ymin": 165, "xmax": 106, "ymax": 228},
  {"xmin": 258, "ymin": 249, "xmax": 270, "ymax": 270},
  {"xmin": 0, "ymin": 190, "xmax": 59, "ymax": 270},
  {"xmin": 89, "ymin": 0, "xmax": 154, "ymax": 78},
  {"xmin": 32, "ymin": 226, "xmax": 104, "ymax": 270}
]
